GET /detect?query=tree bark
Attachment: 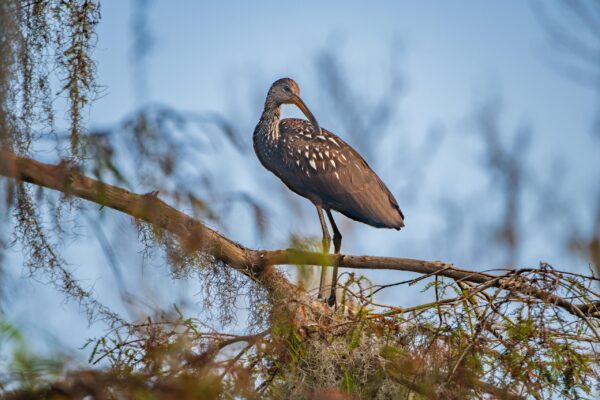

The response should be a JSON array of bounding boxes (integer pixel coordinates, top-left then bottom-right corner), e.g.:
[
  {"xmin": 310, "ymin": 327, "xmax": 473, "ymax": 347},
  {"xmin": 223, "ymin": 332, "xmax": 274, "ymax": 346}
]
[{"xmin": 0, "ymin": 149, "xmax": 598, "ymax": 320}]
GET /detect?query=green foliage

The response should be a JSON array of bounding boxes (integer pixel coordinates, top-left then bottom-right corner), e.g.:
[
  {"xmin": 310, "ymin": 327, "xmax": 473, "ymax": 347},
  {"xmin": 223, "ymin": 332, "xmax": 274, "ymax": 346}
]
[
  {"xmin": 0, "ymin": 267, "xmax": 598, "ymax": 399},
  {"xmin": 0, "ymin": 320, "xmax": 64, "ymax": 391}
]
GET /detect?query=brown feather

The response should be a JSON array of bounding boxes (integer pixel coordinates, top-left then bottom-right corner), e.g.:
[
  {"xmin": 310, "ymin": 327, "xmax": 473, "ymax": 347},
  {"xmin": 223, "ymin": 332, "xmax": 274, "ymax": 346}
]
[{"xmin": 256, "ymin": 118, "xmax": 404, "ymax": 229}]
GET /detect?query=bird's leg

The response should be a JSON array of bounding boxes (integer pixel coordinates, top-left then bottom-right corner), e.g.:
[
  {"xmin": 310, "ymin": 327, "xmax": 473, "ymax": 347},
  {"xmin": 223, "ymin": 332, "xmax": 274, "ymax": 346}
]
[
  {"xmin": 327, "ymin": 210, "xmax": 342, "ymax": 254},
  {"xmin": 316, "ymin": 205, "xmax": 330, "ymax": 299},
  {"xmin": 326, "ymin": 209, "xmax": 342, "ymax": 307}
]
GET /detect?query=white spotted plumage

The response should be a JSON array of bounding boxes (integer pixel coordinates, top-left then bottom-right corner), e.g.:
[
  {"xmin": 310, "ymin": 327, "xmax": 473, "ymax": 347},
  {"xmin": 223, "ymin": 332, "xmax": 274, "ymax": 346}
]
[
  {"xmin": 254, "ymin": 78, "xmax": 405, "ymax": 308},
  {"xmin": 254, "ymin": 101, "xmax": 404, "ymax": 231}
]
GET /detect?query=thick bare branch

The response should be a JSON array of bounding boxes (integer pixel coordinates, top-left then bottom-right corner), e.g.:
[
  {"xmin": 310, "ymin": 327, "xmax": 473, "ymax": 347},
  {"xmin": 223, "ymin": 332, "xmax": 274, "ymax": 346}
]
[{"xmin": 0, "ymin": 149, "xmax": 598, "ymax": 321}]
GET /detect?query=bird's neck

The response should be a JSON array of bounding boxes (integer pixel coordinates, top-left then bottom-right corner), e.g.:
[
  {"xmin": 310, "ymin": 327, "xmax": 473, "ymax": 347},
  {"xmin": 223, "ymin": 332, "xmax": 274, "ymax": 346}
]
[{"xmin": 256, "ymin": 99, "xmax": 281, "ymax": 143}]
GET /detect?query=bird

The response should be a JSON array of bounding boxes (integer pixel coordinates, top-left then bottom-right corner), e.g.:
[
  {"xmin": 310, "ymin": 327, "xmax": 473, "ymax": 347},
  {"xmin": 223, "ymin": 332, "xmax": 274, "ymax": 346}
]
[{"xmin": 253, "ymin": 78, "xmax": 404, "ymax": 306}]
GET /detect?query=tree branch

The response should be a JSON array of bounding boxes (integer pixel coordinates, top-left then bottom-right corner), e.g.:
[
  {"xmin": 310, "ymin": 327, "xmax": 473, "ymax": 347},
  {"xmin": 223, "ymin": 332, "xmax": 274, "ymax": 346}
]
[{"xmin": 0, "ymin": 149, "xmax": 598, "ymax": 321}]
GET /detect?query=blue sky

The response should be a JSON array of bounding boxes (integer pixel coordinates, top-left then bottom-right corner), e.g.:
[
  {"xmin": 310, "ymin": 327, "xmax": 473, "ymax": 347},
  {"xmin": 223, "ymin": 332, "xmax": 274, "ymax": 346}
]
[
  {"xmin": 91, "ymin": 0, "xmax": 597, "ymax": 261},
  {"xmin": 3, "ymin": 0, "xmax": 598, "ymax": 364},
  {"xmin": 92, "ymin": 0, "xmax": 598, "ymax": 226}
]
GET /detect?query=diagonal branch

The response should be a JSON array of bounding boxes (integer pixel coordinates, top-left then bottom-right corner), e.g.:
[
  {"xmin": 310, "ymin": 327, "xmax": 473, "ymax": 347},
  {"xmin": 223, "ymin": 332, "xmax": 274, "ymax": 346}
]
[{"xmin": 0, "ymin": 149, "xmax": 598, "ymax": 321}]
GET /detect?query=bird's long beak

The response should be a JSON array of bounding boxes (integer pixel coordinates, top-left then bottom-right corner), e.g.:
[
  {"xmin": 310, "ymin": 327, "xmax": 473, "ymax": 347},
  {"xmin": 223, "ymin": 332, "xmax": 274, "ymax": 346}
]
[{"xmin": 291, "ymin": 94, "xmax": 321, "ymax": 134}]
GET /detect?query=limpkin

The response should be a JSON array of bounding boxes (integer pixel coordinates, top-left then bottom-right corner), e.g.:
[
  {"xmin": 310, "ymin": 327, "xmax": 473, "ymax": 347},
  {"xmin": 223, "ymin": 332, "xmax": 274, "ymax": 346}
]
[{"xmin": 254, "ymin": 78, "xmax": 404, "ymax": 306}]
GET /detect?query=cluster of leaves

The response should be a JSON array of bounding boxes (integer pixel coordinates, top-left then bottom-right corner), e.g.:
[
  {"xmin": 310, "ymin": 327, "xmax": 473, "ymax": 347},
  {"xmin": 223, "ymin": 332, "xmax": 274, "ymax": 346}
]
[
  {"xmin": 267, "ymin": 265, "xmax": 600, "ymax": 399},
  {"xmin": 1, "ymin": 309, "xmax": 268, "ymax": 399},
  {"xmin": 342, "ymin": 265, "xmax": 600, "ymax": 399},
  {"xmin": 2, "ymin": 262, "xmax": 597, "ymax": 399}
]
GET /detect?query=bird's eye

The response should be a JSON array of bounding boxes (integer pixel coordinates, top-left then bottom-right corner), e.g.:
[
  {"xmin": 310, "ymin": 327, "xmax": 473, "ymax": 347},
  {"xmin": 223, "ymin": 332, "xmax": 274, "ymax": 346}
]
[{"xmin": 283, "ymin": 85, "xmax": 291, "ymax": 92}]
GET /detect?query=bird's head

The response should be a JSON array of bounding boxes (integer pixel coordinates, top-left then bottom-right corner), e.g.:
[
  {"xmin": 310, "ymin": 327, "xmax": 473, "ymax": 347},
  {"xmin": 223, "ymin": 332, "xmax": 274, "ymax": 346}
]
[{"xmin": 268, "ymin": 78, "xmax": 320, "ymax": 133}]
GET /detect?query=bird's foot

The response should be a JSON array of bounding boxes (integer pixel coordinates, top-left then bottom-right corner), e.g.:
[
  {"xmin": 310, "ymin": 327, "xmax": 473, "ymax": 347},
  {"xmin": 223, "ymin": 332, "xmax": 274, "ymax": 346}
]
[{"xmin": 327, "ymin": 294, "xmax": 336, "ymax": 308}]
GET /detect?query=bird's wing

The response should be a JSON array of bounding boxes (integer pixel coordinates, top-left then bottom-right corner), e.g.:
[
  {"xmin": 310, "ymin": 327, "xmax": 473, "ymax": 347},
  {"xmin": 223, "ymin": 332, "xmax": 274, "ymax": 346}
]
[{"xmin": 278, "ymin": 119, "xmax": 404, "ymax": 229}]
